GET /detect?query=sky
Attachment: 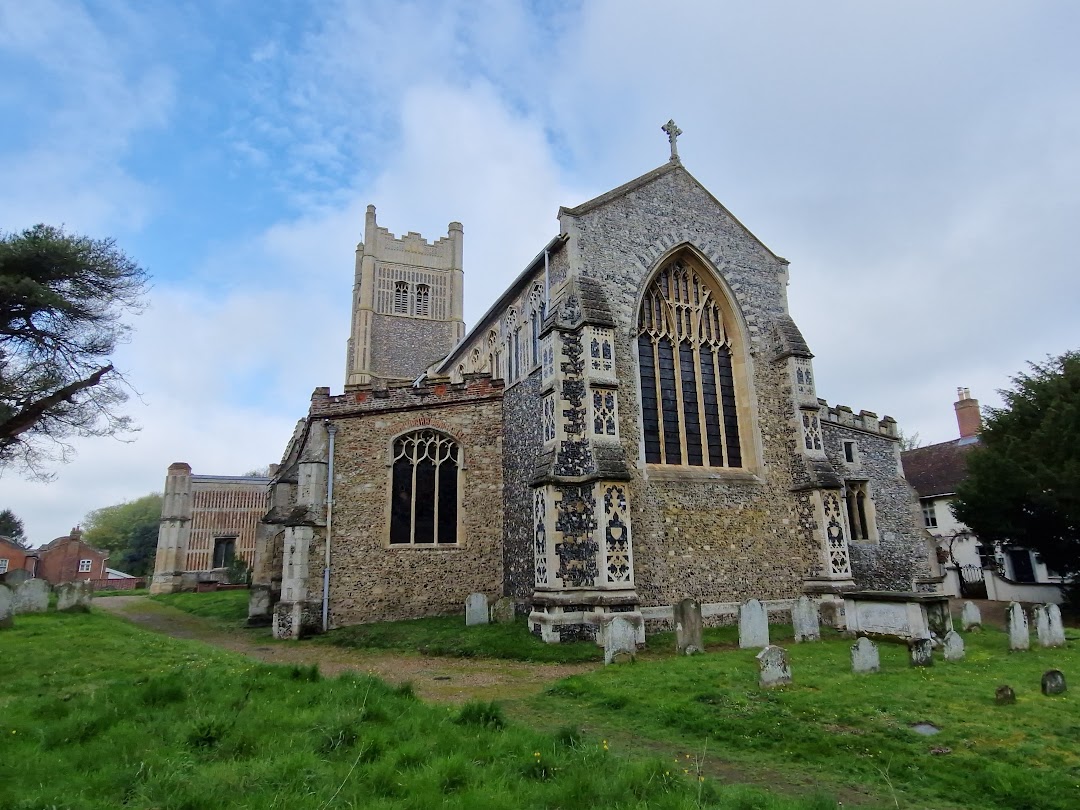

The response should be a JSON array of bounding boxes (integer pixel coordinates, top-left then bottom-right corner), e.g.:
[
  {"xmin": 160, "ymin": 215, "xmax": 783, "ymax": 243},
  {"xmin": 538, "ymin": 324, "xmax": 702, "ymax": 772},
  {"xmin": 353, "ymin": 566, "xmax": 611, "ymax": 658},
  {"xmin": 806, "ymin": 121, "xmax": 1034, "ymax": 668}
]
[{"xmin": 2, "ymin": 0, "xmax": 1079, "ymax": 547}]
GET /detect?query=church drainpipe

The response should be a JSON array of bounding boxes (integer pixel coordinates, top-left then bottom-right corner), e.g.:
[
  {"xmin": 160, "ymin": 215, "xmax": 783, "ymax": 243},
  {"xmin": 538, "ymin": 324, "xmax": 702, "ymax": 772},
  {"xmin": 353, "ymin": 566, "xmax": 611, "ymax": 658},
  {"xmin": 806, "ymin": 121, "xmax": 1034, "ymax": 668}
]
[
  {"xmin": 322, "ymin": 420, "xmax": 337, "ymax": 633},
  {"xmin": 544, "ymin": 249, "xmax": 550, "ymax": 311}
]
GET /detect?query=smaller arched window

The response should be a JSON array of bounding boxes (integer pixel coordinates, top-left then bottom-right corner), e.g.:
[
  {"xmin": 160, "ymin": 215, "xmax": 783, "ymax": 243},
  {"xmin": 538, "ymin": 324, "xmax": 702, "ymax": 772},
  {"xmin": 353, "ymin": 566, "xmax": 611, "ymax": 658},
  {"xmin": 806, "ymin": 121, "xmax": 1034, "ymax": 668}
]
[
  {"xmin": 390, "ymin": 430, "xmax": 459, "ymax": 545},
  {"xmin": 393, "ymin": 281, "xmax": 410, "ymax": 314},
  {"xmin": 528, "ymin": 284, "xmax": 546, "ymax": 369},
  {"xmin": 415, "ymin": 284, "xmax": 430, "ymax": 317}
]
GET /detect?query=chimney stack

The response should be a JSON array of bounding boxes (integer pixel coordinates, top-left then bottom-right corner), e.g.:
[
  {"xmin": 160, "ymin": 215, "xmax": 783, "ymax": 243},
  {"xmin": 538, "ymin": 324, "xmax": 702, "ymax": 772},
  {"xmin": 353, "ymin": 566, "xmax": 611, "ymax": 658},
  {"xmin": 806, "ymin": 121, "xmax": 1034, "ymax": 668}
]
[{"xmin": 954, "ymin": 387, "xmax": 981, "ymax": 439}]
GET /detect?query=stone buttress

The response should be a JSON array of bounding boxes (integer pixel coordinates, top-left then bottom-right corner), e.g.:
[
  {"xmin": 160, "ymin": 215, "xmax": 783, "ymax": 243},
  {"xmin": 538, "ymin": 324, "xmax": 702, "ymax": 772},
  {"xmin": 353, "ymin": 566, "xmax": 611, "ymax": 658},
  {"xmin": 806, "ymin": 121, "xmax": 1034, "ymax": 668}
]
[
  {"xmin": 528, "ymin": 276, "xmax": 643, "ymax": 644},
  {"xmin": 149, "ymin": 462, "xmax": 193, "ymax": 595},
  {"xmin": 771, "ymin": 316, "xmax": 856, "ymax": 598}
]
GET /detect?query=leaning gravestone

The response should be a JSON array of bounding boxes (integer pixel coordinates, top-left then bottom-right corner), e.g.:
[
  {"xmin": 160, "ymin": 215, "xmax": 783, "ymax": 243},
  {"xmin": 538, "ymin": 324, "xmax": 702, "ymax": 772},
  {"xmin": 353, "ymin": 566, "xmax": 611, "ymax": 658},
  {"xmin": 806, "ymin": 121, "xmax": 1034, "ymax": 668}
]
[
  {"xmin": 0, "ymin": 583, "xmax": 13, "ymax": 629},
  {"xmin": 756, "ymin": 645, "xmax": 792, "ymax": 688},
  {"xmin": 739, "ymin": 599, "xmax": 770, "ymax": 649},
  {"xmin": 995, "ymin": 685, "xmax": 1016, "ymax": 705},
  {"xmin": 909, "ymin": 637, "xmax": 934, "ymax": 667},
  {"xmin": 792, "ymin": 596, "xmax": 820, "ymax": 642},
  {"xmin": 1007, "ymin": 602, "xmax": 1029, "ymax": 651},
  {"xmin": 674, "ymin": 597, "xmax": 703, "ymax": 655},
  {"xmin": 1041, "ymin": 669, "xmax": 1067, "ymax": 696},
  {"xmin": 57, "ymin": 581, "xmax": 93, "ymax": 611},
  {"xmin": 961, "ymin": 601, "xmax": 982, "ymax": 631},
  {"xmin": 1047, "ymin": 604, "xmax": 1066, "ymax": 647},
  {"xmin": 942, "ymin": 630, "xmax": 965, "ymax": 662},
  {"xmin": 13, "ymin": 579, "xmax": 49, "ymax": 614},
  {"xmin": 465, "ymin": 593, "xmax": 489, "ymax": 626},
  {"xmin": 490, "ymin": 596, "xmax": 515, "ymax": 624},
  {"xmin": 850, "ymin": 636, "xmax": 880, "ymax": 674},
  {"xmin": 2, "ymin": 568, "xmax": 31, "ymax": 588},
  {"xmin": 604, "ymin": 615, "xmax": 638, "ymax": 665}
]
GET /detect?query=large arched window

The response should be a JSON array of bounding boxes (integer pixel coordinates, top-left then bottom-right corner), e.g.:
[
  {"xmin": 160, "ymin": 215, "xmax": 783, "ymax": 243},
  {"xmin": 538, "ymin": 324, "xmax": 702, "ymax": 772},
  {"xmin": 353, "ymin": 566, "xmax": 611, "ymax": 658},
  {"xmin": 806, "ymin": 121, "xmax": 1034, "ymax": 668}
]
[
  {"xmin": 637, "ymin": 257, "xmax": 742, "ymax": 467},
  {"xmin": 389, "ymin": 430, "xmax": 459, "ymax": 544}
]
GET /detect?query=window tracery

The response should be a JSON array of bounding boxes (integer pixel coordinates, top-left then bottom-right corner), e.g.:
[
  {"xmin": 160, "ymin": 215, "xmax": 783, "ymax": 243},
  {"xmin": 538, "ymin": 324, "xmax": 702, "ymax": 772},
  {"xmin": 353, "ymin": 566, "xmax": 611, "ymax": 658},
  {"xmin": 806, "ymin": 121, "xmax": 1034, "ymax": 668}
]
[
  {"xmin": 637, "ymin": 257, "xmax": 742, "ymax": 467},
  {"xmin": 389, "ymin": 430, "xmax": 459, "ymax": 545}
]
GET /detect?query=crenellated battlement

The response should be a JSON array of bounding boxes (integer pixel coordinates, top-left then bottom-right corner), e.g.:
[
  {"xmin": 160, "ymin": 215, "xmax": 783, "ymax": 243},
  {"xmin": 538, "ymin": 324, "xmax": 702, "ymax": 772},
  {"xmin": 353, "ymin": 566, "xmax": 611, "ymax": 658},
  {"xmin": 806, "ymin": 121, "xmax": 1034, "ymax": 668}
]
[
  {"xmin": 312, "ymin": 374, "xmax": 503, "ymax": 418},
  {"xmin": 818, "ymin": 398, "xmax": 898, "ymax": 438}
]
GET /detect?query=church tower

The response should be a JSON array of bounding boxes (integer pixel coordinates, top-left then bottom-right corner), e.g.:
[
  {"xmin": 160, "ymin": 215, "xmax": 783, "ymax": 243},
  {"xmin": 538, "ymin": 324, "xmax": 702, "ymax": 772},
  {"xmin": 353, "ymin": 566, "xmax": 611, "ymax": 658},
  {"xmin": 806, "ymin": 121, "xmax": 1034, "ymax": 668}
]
[{"xmin": 346, "ymin": 205, "xmax": 465, "ymax": 386}]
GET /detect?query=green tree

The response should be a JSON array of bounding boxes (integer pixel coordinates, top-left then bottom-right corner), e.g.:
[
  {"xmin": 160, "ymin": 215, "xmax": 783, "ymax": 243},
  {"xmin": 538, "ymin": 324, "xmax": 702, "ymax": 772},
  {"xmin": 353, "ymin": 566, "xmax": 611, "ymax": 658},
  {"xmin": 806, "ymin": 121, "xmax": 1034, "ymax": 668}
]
[
  {"xmin": 952, "ymin": 351, "xmax": 1080, "ymax": 582},
  {"xmin": 0, "ymin": 224, "xmax": 149, "ymax": 475},
  {"xmin": 83, "ymin": 493, "xmax": 162, "ymax": 576},
  {"xmin": 0, "ymin": 507, "xmax": 27, "ymax": 546}
]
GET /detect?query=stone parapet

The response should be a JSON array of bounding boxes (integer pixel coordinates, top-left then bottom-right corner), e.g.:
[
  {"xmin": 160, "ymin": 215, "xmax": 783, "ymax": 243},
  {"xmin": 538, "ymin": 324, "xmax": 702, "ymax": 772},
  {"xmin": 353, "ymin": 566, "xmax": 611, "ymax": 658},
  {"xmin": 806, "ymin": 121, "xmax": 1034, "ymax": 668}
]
[
  {"xmin": 314, "ymin": 376, "xmax": 503, "ymax": 418},
  {"xmin": 818, "ymin": 399, "xmax": 899, "ymax": 438}
]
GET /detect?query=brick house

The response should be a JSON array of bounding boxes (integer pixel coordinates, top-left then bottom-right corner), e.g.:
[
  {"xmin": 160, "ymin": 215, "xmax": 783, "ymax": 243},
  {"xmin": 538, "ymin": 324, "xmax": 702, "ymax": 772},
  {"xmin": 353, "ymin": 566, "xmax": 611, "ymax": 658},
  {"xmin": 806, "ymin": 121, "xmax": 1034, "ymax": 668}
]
[
  {"xmin": 36, "ymin": 528, "xmax": 109, "ymax": 585},
  {"xmin": 0, "ymin": 535, "xmax": 38, "ymax": 578},
  {"xmin": 238, "ymin": 129, "xmax": 932, "ymax": 641}
]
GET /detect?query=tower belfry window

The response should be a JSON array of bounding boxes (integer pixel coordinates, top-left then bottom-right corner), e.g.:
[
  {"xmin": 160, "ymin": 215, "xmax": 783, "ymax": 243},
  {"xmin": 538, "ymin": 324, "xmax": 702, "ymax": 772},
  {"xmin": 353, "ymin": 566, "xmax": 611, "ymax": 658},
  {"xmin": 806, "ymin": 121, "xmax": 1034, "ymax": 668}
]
[
  {"xmin": 393, "ymin": 281, "xmax": 409, "ymax": 314},
  {"xmin": 637, "ymin": 257, "xmax": 742, "ymax": 468},
  {"xmin": 415, "ymin": 284, "xmax": 430, "ymax": 317}
]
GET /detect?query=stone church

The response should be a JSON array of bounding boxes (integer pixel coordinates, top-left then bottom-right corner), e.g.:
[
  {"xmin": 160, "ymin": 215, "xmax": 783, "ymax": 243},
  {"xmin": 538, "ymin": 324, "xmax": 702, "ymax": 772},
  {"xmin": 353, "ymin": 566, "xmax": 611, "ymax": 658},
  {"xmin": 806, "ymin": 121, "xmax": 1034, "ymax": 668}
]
[{"xmin": 247, "ymin": 124, "xmax": 932, "ymax": 641}]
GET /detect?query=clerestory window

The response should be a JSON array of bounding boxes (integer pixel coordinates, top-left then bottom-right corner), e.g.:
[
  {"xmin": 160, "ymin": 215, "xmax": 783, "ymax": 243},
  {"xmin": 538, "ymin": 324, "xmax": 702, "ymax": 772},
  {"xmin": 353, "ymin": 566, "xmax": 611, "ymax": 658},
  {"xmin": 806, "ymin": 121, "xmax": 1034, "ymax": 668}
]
[
  {"xmin": 390, "ymin": 429, "xmax": 460, "ymax": 545},
  {"xmin": 637, "ymin": 257, "xmax": 742, "ymax": 467}
]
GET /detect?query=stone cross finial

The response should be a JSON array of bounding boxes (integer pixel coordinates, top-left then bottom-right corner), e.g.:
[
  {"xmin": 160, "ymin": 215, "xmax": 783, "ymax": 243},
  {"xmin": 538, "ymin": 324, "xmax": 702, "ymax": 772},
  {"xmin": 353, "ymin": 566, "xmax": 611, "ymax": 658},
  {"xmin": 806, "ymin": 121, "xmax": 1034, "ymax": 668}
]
[{"xmin": 662, "ymin": 119, "xmax": 682, "ymax": 162}]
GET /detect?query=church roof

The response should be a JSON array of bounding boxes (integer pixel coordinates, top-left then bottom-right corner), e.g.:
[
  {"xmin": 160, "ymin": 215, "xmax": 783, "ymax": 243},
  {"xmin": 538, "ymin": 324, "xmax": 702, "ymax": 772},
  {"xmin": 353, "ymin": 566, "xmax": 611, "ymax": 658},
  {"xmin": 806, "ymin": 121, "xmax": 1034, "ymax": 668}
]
[
  {"xmin": 902, "ymin": 438, "xmax": 979, "ymax": 498},
  {"xmin": 560, "ymin": 160, "xmax": 788, "ymax": 264}
]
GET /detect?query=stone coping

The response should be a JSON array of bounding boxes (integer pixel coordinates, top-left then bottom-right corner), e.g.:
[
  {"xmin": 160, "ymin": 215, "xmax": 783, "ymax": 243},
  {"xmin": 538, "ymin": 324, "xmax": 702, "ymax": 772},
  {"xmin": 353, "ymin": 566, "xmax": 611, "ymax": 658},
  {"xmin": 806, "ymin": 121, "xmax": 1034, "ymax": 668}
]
[{"xmin": 844, "ymin": 590, "xmax": 949, "ymax": 604}]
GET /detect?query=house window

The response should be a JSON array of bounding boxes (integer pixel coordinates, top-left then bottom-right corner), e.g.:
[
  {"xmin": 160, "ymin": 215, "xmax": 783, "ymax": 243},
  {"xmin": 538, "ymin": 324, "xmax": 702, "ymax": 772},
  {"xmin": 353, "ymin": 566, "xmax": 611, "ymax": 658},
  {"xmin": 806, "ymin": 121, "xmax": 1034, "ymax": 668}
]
[
  {"xmin": 922, "ymin": 501, "xmax": 938, "ymax": 528},
  {"xmin": 390, "ymin": 429, "xmax": 459, "ymax": 545},
  {"xmin": 393, "ymin": 281, "xmax": 409, "ymax": 314},
  {"xmin": 415, "ymin": 284, "xmax": 430, "ymax": 317},
  {"xmin": 843, "ymin": 440, "xmax": 858, "ymax": 464},
  {"xmin": 0, "ymin": 559, "xmax": 8, "ymax": 574},
  {"xmin": 78, "ymin": 559, "xmax": 92, "ymax": 573},
  {"xmin": 845, "ymin": 481, "xmax": 875, "ymax": 541},
  {"xmin": 637, "ymin": 257, "xmax": 742, "ymax": 467},
  {"xmin": 212, "ymin": 537, "xmax": 236, "ymax": 568}
]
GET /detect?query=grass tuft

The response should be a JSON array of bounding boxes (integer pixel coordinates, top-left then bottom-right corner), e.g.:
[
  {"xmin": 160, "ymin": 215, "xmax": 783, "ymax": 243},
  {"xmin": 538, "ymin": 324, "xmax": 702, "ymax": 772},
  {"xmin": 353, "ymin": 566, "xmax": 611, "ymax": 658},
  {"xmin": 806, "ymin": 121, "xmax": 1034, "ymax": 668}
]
[{"xmin": 453, "ymin": 700, "xmax": 506, "ymax": 730}]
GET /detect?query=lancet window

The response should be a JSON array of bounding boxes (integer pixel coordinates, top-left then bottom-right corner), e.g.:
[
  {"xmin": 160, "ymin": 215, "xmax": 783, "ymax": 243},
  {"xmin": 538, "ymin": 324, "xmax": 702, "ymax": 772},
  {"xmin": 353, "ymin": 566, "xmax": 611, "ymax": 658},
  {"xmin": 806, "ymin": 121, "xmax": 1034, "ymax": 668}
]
[
  {"xmin": 389, "ymin": 430, "xmax": 459, "ymax": 545},
  {"xmin": 637, "ymin": 257, "xmax": 742, "ymax": 467},
  {"xmin": 415, "ymin": 284, "xmax": 430, "ymax": 317},
  {"xmin": 393, "ymin": 281, "xmax": 409, "ymax": 314}
]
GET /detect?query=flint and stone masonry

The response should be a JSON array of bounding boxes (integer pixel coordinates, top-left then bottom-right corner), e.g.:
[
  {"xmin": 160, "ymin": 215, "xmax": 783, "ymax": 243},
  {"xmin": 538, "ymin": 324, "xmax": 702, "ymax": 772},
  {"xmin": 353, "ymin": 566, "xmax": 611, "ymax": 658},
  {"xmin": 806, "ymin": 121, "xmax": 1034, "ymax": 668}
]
[{"xmin": 236, "ymin": 127, "xmax": 931, "ymax": 641}]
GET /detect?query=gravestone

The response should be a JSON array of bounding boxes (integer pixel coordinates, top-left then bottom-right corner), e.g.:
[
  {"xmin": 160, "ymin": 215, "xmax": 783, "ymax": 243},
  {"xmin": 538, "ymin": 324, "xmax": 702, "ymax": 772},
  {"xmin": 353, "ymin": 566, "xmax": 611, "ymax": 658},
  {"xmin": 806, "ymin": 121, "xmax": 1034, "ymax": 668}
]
[
  {"xmin": 942, "ymin": 630, "xmax": 965, "ymax": 662},
  {"xmin": 1041, "ymin": 669, "xmax": 1067, "ymax": 696},
  {"xmin": 1034, "ymin": 605, "xmax": 1052, "ymax": 647},
  {"xmin": 604, "ymin": 615, "xmax": 638, "ymax": 665},
  {"xmin": 850, "ymin": 636, "xmax": 880, "ymax": 674},
  {"xmin": 57, "ymin": 581, "xmax": 93, "ymax": 611},
  {"xmin": 792, "ymin": 596, "xmax": 820, "ymax": 643},
  {"xmin": 738, "ymin": 598, "xmax": 770, "ymax": 649},
  {"xmin": 995, "ymin": 685, "xmax": 1016, "ymax": 705},
  {"xmin": 490, "ymin": 596, "xmax": 515, "ymax": 624},
  {"xmin": 465, "ymin": 593, "xmax": 489, "ymax": 626},
  {"xmin": 1046, "ymin": 604, "xmax": 1066, "ymax": 647},
  {"xmin": 0, "ymin": 583, "xmax": 13, "ymax": 629},
  {"xmin": 13, "ymin": 579, "xmax": 49, "ymax": 614},
  {"xmin": 909, "ymin": 637, "xmax": 934, "ymax": 667},
  {"xmin": 961, "ymin": 601, "xmax": 982, "ymax": 631},
  {"xmin": 1007, "ymin": 602, "xmax": 1029, "ymax": 651},
  {"xmin": 2, "ymin": 568, "xmax": 31, "ymax": 588},
  {"xmin": 674, "ymin": 597, "xmax": 703, "ymax": 655},
  {"xmin": 756, "ymin": 645, "xmax": 791, "ymax": 688}
]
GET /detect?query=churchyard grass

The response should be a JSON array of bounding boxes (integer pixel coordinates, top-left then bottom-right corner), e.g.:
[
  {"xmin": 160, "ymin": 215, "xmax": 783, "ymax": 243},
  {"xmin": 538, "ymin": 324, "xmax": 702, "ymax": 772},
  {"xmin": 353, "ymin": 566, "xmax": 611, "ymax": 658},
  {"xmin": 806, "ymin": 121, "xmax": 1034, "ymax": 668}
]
[
  {"xmin": 324, "ymin": 615, "xmax": 604, "ymax": 663},
  {"xmin": 537, "ymin": 626, "xmax": 1079, "ymax": 810},
  {"xmin": 94, "ymin": 587, "xmax": 150, "ymax": 597},
  {"xmin": 0, "ymin": 610, "xmax": 835, "ymax": 810},
  {"xmin": 152, "ymin": 588, "xmax": 251, "ymax": 624}
]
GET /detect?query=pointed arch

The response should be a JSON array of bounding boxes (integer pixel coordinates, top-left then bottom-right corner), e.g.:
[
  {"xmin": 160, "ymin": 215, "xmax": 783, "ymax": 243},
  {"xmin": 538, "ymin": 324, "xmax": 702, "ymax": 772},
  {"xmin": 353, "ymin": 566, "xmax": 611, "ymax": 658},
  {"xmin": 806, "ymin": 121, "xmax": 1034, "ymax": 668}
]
[
  {"xmin": 635, "ymin": 249, "xmax": 752, "ymax": 469},
  {"xmin": 388, "ymin": 428, "xmax": 460, "ymax": 545}
]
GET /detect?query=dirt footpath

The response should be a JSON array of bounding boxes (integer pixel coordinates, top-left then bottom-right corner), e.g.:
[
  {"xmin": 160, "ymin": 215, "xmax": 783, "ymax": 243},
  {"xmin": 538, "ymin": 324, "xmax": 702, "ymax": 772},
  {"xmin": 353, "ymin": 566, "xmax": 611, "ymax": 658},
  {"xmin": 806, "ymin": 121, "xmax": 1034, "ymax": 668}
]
[{"xmin": 94, "ymin": 596, "xmax": 594, "ymax": 704}]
